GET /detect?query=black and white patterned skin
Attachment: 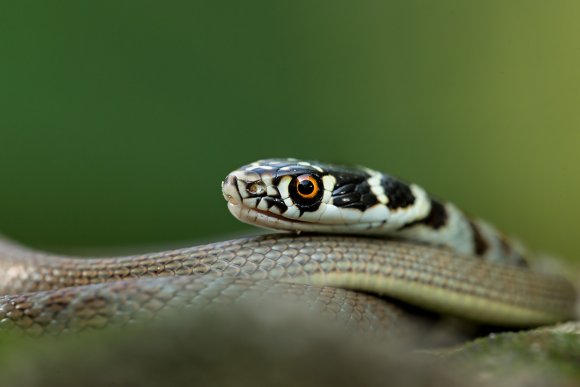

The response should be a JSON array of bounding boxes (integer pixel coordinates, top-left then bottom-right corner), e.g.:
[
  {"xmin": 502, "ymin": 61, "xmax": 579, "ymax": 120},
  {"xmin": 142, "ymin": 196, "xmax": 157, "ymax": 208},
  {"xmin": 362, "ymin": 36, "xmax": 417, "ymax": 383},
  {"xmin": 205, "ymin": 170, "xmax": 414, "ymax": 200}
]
[{"xmin": 222, "ymin": 159, "xmax": 529, "ymax": 267}]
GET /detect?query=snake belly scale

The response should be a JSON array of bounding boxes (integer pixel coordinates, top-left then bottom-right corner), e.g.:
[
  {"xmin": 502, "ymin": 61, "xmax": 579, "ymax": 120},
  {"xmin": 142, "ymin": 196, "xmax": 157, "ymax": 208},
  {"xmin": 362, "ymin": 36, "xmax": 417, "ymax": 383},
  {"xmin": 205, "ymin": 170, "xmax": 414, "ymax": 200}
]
[{"xmin": 0, "ymin": 159, "xmax": 576, "ymax": 334}]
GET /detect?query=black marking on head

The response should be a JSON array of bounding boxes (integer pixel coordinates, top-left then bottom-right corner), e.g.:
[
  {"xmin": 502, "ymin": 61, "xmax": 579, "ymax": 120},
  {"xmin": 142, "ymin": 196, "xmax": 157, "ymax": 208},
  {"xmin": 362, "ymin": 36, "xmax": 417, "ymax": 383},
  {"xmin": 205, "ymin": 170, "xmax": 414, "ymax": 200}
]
[
  {"xmin": 331, "ymin": 166, "xmax": 370, "ymax": 186},
  {"xmin": 331, "ymin": 168, "xmax": 378, "ymax": 211},
  {"xmin": 263, "ymin": 197, "xmax": 288, "ymax": 213},
  {"xmin": 399, "ymin": 199, "xmax": 448, "ymax": 230},
  {"xmin": 258, "ymin": 185, "xmax": 288, "ymax": 213},
  {"xmin": 468, "ymin": 220, "xmax": 489, "ymax": 256},
  {"xmin": 333, "ymin": 183, "xmax": 356, "ymax": 196},
  {"xmin": 332, "ymin": 179, "xmax": 378, "ymax": 210},
  {"xmin": 421, "ymin": 200, "xmax": 448, "ymax": 229},
  {"xmin": 333, "ymin": 193, "xmax": 359, "ymax": 207},
  {"xmin": 381, "ymin": 176, "xmax": 415, "ymax": 210}
]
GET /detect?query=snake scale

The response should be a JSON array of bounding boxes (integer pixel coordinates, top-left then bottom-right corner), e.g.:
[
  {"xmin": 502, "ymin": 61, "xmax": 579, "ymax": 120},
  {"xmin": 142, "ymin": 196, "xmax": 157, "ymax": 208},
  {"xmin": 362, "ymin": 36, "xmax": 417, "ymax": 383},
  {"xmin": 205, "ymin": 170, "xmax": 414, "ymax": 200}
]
[{"xmin": 0, "ymin": 159, "xmax": 576, "ymax": 336}]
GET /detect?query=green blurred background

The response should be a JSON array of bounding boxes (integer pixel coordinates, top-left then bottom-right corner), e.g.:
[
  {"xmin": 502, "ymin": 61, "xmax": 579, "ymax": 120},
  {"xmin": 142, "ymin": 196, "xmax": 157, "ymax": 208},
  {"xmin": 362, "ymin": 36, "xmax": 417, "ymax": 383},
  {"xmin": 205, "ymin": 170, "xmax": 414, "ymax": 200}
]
[{"xmin": 0, "ymin": 1, "xmax": 579, "ymax": 261}]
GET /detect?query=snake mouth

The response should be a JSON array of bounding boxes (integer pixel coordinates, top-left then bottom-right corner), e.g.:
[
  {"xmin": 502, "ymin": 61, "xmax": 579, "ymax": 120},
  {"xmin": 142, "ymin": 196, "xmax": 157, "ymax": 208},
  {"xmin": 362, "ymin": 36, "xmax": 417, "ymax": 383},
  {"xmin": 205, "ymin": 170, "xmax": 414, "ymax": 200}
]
[
  {"xmin": 247, "ymin": 206, "xmax": 299, "ymax": 223},
  {"xmin": 227, "ymin": 203, "xmax": 310, "ymax": 232}
]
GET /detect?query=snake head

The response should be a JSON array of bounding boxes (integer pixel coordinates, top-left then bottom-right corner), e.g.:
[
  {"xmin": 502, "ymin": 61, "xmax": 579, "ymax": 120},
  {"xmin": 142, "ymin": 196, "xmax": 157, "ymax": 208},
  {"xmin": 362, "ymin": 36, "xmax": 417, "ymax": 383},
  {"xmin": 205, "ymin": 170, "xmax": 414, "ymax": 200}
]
[{"xmin": 222, "ymin": 158, "xmax": 401, "ymax": 234}]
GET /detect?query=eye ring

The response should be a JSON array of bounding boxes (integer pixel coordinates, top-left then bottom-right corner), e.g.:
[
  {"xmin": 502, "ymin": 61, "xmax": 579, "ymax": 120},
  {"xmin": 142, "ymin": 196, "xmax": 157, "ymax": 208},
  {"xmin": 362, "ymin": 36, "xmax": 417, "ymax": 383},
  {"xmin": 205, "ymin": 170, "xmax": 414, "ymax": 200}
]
[{"xmin": 294, "ymin": 174, "xmax": 320, "ymax": 199}]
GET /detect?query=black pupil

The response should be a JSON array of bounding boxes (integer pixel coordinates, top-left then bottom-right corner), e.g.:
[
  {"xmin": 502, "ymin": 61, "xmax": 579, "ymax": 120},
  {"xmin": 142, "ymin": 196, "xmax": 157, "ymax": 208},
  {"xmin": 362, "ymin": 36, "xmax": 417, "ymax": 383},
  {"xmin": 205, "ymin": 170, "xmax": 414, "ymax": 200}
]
[{"xmin": 297, "ymin": 179, "xmax": 315, "ymax": 195}]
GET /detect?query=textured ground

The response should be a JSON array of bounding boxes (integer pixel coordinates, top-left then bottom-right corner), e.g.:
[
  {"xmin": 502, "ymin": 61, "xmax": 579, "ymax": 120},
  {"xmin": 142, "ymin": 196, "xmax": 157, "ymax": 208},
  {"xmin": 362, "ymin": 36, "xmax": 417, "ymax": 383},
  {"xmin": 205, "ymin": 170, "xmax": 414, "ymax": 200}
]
[{"xmin": 0, "ymin": 290, "xmax": 578, "ymax": 387}]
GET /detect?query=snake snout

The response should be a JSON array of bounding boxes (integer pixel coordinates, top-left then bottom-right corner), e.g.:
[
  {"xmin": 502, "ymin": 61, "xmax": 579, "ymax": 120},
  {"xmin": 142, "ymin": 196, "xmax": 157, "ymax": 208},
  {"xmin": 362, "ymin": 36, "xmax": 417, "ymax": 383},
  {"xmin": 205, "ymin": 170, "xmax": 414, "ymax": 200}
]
[{"xmin": 222, "ymin": 174, "xmax": 242, "ymax": 205}]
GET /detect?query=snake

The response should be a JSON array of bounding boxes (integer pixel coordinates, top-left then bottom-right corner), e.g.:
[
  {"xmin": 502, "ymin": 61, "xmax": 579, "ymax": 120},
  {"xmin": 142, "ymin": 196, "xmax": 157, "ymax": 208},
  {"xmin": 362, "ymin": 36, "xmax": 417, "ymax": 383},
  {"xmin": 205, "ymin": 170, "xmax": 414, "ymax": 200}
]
[{"xmin": 0, "ymin": 158, "xmax": 576, "ymax": 335}]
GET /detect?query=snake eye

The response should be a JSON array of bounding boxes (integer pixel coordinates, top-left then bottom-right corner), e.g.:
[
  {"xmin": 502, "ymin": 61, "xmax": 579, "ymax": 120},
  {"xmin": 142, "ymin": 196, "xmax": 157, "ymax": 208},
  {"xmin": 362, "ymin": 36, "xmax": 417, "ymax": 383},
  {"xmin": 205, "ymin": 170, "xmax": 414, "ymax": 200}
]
[
  {"xmin": 295, "ymin": 175, "xmax": 319, "ymax": 199},
  {"xmin": 289, "ymin": 174, "xmax": 323, "ymax": 207}
]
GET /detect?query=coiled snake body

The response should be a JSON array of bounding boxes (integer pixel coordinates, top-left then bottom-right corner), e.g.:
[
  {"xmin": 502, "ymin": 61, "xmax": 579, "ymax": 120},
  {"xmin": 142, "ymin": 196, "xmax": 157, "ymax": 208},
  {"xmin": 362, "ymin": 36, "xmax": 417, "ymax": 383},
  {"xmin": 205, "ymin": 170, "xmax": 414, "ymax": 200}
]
[{"xmin": 0, "ymin": 159, "xmax": 576, "ymax": 335}]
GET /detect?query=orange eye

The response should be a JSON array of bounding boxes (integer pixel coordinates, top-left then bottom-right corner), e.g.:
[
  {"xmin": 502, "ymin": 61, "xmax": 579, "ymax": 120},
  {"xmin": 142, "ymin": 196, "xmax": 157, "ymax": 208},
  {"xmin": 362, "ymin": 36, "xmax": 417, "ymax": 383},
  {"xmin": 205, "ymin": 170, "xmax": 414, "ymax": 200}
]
[{"xmin": 295, "ymin": 174, "xmax": 320, "ymax": 199}]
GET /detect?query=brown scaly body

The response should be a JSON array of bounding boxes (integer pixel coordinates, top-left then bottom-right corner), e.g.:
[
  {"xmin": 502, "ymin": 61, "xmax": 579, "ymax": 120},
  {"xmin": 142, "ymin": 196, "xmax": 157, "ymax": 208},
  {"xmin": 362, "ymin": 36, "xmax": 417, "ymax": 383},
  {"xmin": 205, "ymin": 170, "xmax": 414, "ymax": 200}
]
[{"xmin": 0, "ymin": 234, "xmax": 575, "ymax": 334}]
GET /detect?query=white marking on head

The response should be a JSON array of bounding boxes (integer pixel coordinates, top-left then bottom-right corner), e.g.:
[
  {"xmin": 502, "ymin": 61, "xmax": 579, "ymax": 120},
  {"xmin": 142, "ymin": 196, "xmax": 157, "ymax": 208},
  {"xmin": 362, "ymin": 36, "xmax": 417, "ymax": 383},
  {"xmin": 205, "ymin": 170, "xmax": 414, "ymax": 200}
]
[
  {"xmin": 297, "ymin": 203, "xmax": 326, "ymax": 222},
  {"xmin": 405, "ymin": 185, "xmax": 431, "ymax": 217},
  {"xmin": 268, "ymin": 205, "xmax": 282, "ymax": 215},
  {"xmin": 360, "ymin": 204, "xmax": 389, "ymax": 223},
  {"xmin": 321, "ymin": 175, "xmax": 336, "ymax": 191},
  {"xmin": 283, "ymin": 205, "xmax": 300, "ymax": 219},
  {"xmin": 236, "ymin": 179, "xmax": 249, "ymax": 199},
  {"xmin": 321, "ymin": 189, "xmax": 332, "ymax": 204},
  {"xmin": 266, "ymin": 185, "xmax": 278, "ymax": 196},
  {"xmin": 366, "ymin": 169, "xmax": 389, "ymax": 205},
  {"xmin": 277, "ymin": 176, "xmax": 291, "ymax": 199},
  {"xmin": 318, "ymin": 204, "xmax": 343, "ymax": 224},
  {"xmin": 260, "ymin": 173, "xmax": 274, "ymax": 187},
  {"xmin": 243, "ymin": 197, "xmax": 258, "ymax": 208},
  {"xmin": 338, "ymin": 207, "xmax": 364, "ymax": 224},
  {"xmin": 257, "ymin": 198, "xmax": 269, "ymax": 211}
]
